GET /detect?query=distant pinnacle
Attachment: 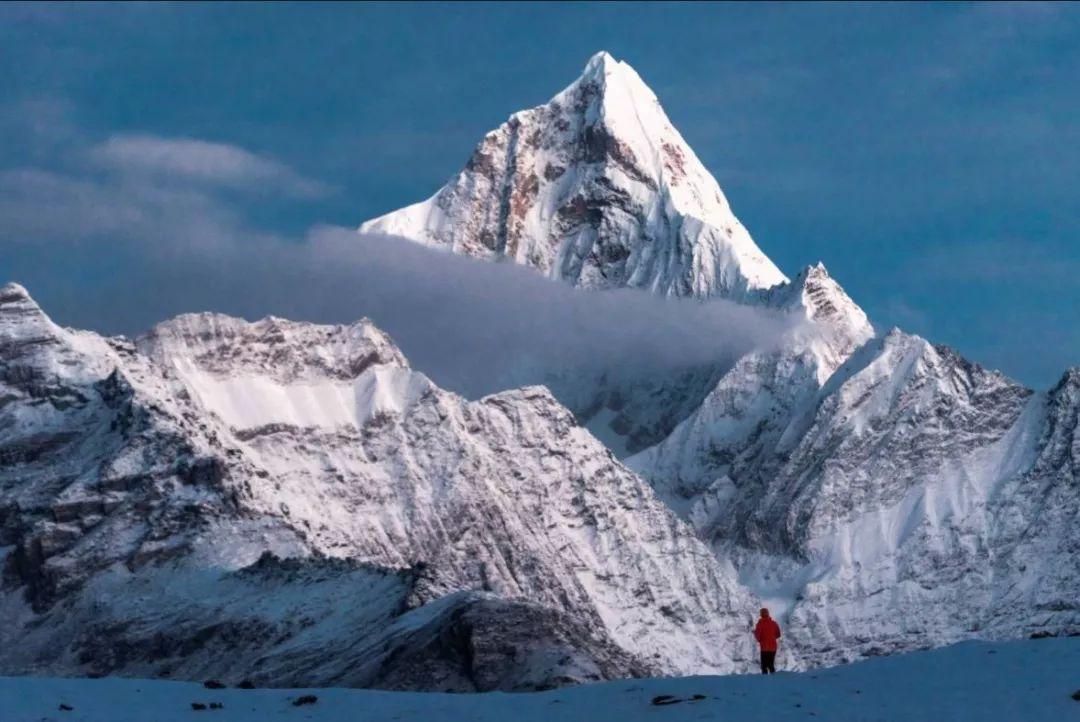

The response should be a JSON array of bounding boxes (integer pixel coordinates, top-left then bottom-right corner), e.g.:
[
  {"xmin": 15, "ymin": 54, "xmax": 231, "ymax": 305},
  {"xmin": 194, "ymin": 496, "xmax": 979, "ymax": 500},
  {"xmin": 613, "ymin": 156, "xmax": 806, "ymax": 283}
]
[
  {"xmin": 1, "ymin": 281, "xmax": 32, "ymax": 301},
  {"xmin": 0, "ymin": 282, "xmax": 39, "ymax": 312}
]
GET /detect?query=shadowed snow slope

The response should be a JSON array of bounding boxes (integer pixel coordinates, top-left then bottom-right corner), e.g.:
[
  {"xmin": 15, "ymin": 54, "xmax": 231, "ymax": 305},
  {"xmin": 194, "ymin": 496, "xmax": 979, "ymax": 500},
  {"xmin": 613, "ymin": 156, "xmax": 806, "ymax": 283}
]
[
  {"xmin": 0, "ymin": 282, "xmax": 757, "ymax": 691},
  {"xmin": 3, "ymin": 637, "xmax": 1078, "ymax": 722},
  {"xmin": 5, "ymin": 51, "xmax": 1080, "ymax": 692}
]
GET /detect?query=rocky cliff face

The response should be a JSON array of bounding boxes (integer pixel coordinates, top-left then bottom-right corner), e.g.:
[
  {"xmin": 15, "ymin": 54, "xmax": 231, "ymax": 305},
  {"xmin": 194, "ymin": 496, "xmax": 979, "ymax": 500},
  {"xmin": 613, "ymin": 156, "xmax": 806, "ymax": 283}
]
[
  {"xmin": 627, "ymin": 289, "xmax": 1077, "ymax": 669},
  {"xmin": 0, "ymin": 283, "xmax": 758, "ymax": 690},
  {"xmin": 756, "ymin": 333, "xmax": 1078, "ymax": 668},
  {"xmin": 627, "ymin": 263, "xmax": 875, "ymax": 537}
]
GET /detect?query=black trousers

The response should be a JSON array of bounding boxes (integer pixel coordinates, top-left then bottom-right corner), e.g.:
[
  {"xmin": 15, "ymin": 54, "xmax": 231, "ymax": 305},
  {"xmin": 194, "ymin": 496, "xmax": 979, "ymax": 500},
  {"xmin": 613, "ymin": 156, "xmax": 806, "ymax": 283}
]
[{"xmin": 760, "ymin": 650, "xmax": 777, "ymax": 674}]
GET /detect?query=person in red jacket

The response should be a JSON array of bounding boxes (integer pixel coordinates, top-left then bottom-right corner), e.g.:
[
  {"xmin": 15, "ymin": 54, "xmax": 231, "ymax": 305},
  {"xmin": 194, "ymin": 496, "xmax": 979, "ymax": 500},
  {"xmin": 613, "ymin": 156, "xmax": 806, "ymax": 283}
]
[{"xmin": 753, "ymin": 607, "xmax": 782, "ymax": 674}]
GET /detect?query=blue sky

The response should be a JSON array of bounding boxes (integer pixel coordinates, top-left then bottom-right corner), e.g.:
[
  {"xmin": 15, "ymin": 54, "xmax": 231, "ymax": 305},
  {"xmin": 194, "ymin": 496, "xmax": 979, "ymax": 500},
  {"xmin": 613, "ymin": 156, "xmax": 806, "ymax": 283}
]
[{"xmin": 1, "ymin": 2, "xmax": 1078, "ymax": 387}]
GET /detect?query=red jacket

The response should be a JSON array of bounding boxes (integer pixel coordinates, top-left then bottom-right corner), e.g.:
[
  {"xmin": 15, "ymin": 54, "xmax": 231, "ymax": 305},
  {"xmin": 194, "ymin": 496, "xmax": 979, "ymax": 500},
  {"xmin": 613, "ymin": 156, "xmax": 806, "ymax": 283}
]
[{"xmin": 754, "ymin": 616, "xmax": 782, "ymax": 652}]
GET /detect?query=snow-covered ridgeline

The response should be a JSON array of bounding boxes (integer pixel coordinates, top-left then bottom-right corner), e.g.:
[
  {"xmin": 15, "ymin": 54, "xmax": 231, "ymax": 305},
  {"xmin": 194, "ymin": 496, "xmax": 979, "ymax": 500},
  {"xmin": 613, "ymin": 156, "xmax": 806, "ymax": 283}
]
[
  {"xmin": 358, "ymin": 53, "xmax": 877, "ymax": 457},
  {"xmin": 3, "ymin": 48, "xmax": 1078, "ymax": 693},
  {"xmin": 635, "ymin": 326, "xmax": 1079, "ymax": 667},
  {"xmin": 0, "ymin": 282, "xmax": 759, "ymax": 690}
]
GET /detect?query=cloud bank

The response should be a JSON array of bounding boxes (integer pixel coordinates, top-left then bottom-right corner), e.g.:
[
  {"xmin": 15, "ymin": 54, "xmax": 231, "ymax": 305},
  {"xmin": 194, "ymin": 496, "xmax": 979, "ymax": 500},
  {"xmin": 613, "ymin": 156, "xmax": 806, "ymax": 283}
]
[{"xmin": 29, "ymin": 227, "xmax": 798, "ymax": 398}]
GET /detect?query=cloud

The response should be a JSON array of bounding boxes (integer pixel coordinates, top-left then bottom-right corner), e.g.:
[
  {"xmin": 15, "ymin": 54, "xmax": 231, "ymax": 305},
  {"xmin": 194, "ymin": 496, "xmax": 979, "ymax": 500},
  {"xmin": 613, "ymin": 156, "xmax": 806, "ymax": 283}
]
[
  {"xmin": 15, "ymin": 225, "xmax": 800, "ymax": 400},
  {"xmin": 0, "ymin": 165, "xmax": 273, "ymax": 253},
  {"xmin": 287, "ymin": 229, "xmax": 802, "ymax": 397},
  {"xmin": 0, "ymin": 121, "xmax": 317, "ymax": 253},
  {"xmin": 88, "ymin": 134, "xmax": 330, "ymax": 198}
]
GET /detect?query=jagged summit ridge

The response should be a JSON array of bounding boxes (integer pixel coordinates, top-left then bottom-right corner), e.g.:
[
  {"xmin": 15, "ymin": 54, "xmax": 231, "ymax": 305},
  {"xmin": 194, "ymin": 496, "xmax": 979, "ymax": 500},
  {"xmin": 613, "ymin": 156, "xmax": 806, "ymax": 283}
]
[
  {"xmin": 360, "ymin": 52, "xmax": 787, "ymax": 300},
  {"xmin": 576, "ymin": 50, "xmax": 621, "ymax": 82},
  {"xmin": 140, "ymin": 312, "xmax": 410, "ymax": 380},
  {"xmin": 355, "ymin": 51, "xmax": 877, "ymax": 460}
]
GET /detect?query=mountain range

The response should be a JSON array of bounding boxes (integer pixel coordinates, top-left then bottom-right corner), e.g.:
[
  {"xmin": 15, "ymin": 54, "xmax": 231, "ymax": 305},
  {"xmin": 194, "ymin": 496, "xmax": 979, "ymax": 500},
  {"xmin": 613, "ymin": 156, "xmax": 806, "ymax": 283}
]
[{"xmin": 1, "ymin": 51, "xmax": 1076, "ymax": 691}]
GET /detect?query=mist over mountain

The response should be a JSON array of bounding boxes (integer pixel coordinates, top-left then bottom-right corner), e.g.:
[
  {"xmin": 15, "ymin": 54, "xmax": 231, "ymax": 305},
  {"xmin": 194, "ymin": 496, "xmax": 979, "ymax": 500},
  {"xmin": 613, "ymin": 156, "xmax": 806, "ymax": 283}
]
[{"xmin": 8, "ymin": 226, "xmax": 800, "ymax": 400}]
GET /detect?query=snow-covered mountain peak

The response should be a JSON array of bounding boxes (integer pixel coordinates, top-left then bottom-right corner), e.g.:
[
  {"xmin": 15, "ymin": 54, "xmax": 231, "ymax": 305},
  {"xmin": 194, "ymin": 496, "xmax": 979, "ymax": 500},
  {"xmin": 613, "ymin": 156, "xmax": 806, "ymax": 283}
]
[
  {"xmin": 360, "ymin": 53, "xmax": 787, "ymax": 300},
  {"xmin": 1051, "ymin": 365, "xmax": 1080, "ymax": 390},
  {"xmin": 766, "ymin": 263, "xmax": 872, "ymax": 339},
  {"xmin": 1, "ymin": 281, "xmax": 116, "ymax": 383},
  {"xmin": 1, "ymin": 281, "xmax": 56, "ymax": 336},
  {"xmin": 580, "ymin": 50, "xmax": 618, "ymax": 77},
  {"xmin": 0, "ymin": 281, "xmax": 67, "ymax": 370},
  {"xmin": 0, "ymin": 285, "xmax": 763, "ymax": 688},
  {"xmin": 555, "ymin": 50, "xmax": 657, "ymax": 114},
  {"xmin": 570, "ymin": 50, "xmax": 620, "ymax": 91}
]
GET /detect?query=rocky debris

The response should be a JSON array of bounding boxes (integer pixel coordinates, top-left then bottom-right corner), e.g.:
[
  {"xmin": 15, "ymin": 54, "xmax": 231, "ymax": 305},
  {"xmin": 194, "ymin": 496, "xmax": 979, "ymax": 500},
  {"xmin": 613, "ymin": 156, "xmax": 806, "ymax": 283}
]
[
  {"xmin": 649, "ymin": 694, "xmax": 707, "ymax": 706},
  {"xmin": 292, "ymin": 695, "xmax": 317, "ymax": 706},
  {"xmin": 366, "ymin": 595, "xmax": 653, "ymax": 693}
]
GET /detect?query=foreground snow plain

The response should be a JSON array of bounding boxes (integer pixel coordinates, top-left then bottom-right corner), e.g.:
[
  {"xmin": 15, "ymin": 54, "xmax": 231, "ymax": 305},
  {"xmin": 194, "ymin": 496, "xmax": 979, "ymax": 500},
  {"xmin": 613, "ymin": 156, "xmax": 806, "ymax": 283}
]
[{"xmin": 4, "ymin": 637, "xmax": 1078, "ymax": 722}]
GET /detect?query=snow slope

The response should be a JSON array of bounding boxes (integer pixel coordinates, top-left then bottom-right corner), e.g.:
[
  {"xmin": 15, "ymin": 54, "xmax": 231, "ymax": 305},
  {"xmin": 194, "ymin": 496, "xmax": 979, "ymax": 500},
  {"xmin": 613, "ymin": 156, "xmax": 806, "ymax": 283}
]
[
  {"xmin": 5, "ymin": 51, "xmax": 1079, "ymax": 692},
  {"xmin": 627, "ymin": 263, "xmax": 875, "ymax": 530},
  {"xmin": 3, "ymin": 636, "xmax": 1078, "ymax": 722},
  {"xmin": 357, "ymin": 52, "xmax": 866, "ymax": 456}
]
